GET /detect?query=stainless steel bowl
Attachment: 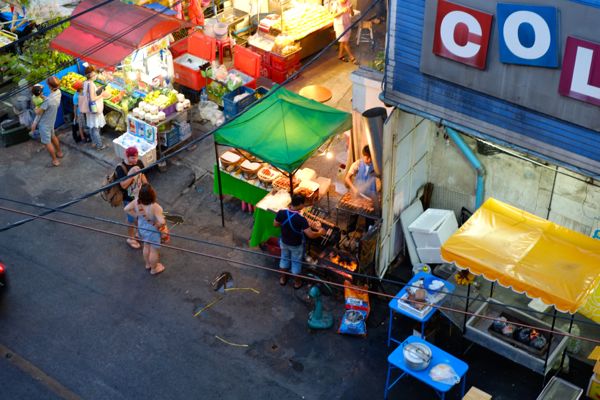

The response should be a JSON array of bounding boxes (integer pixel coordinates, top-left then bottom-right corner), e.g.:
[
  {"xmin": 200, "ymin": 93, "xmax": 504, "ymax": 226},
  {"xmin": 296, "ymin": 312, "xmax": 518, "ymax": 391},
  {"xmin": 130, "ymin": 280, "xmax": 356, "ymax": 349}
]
[{"xmin": 403, "ymin": 342, "xmax": 432, "ymax": 371}]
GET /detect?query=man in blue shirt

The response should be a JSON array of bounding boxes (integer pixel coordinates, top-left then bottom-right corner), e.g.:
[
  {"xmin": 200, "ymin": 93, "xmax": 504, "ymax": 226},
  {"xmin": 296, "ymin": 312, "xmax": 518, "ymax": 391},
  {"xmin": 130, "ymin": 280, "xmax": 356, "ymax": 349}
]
[
  {"xmin": 32, "ymin": 76, "xmax": 63, "ymax": 167},
  {"xmin": 274, "ymin": 194, "xmax": 325, "ymax": 289}
]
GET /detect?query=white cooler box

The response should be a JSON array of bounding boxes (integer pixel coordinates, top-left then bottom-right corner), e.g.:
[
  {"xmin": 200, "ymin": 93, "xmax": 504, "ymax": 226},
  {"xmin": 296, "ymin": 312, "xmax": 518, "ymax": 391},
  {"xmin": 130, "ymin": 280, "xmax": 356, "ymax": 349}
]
[
  {"xmin": 416, "ymin": 247, "xmax": 443, "ymax": 264},
  {"xmin": 409, "ymin": 208, "xmax": 458, "ymax": 248},
  {"xmin": 113, "ymin": 132, "xmax": 157, "ymax": 166}
]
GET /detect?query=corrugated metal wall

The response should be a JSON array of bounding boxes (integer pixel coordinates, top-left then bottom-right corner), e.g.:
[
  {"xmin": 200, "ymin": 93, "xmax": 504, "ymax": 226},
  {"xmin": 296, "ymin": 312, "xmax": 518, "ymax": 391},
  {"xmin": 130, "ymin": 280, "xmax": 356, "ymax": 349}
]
[{"xmin": 383, "ymin": 0, "xmax": 600, "ymax": 177}]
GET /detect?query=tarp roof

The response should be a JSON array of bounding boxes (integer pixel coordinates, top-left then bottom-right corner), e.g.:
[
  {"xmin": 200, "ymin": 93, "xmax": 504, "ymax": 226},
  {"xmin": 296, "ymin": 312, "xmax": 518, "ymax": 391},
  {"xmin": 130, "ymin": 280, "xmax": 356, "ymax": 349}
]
[
  {"xmin": 214, "ymin": 87, "xmax": 352, "ymax": 173},
  {"xmin": 50, "ymin": 0, "xmax": 188, "ymax": 69},
  {"xmin": 441, "ymin": 198, "xmax": 600, "ymax": 314}
]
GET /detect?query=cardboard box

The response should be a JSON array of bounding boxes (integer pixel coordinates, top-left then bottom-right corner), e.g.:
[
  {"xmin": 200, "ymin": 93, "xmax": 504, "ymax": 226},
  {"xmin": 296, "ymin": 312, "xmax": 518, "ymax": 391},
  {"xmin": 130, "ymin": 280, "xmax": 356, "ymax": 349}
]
[
  {"xmin": 463, "ymin": 386, "xmax": 492, "ymax": 400},
  {"xmin": 588, "ymin": 346, "xmax": 600, "ymax": 399}
]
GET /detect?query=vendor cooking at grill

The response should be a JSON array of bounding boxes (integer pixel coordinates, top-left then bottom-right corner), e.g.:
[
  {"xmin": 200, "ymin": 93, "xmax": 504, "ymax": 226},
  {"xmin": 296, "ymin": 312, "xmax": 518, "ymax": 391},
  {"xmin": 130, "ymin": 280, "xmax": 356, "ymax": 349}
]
[
  {"xmin": 274, "ymin": 194, "xmax": 326, "ymax": 289},
  {"xmin": 344, "ymin": 145, "xmax": 380, "ymax": 232}
]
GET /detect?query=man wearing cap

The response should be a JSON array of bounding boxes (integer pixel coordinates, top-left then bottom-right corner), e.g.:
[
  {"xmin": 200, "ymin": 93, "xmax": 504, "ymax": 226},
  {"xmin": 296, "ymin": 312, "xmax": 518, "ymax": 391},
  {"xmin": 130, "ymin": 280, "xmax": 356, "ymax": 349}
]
[
  {"xmin": 115, "ymin": 146, "xmax": 148, "ymax": 249},
  {"xmin": 31, "ymin": 76, "xmax": 63, "ymax": 167}
]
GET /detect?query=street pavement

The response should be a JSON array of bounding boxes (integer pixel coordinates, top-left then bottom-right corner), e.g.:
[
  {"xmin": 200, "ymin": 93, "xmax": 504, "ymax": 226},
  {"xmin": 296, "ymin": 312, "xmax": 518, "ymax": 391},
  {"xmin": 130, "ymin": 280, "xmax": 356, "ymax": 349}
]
[{"xmin": 0, "ymin": 44, "xmax": 593, "ymax": 399}]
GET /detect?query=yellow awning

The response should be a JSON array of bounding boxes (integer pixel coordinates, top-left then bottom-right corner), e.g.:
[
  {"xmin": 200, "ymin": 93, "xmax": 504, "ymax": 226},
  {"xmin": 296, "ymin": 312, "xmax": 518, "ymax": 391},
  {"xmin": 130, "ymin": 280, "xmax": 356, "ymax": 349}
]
[{"xmin": 441, "ymin": 198, "xmax": 600, "ymax": 314}]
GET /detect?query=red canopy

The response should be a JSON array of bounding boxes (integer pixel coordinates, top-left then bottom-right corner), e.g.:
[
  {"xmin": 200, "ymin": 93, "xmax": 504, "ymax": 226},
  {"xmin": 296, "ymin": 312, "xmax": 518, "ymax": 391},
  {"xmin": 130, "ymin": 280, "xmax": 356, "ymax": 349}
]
[{"xmin": 51, "ymin": 0, "xmax": 189, "ymax": 68}]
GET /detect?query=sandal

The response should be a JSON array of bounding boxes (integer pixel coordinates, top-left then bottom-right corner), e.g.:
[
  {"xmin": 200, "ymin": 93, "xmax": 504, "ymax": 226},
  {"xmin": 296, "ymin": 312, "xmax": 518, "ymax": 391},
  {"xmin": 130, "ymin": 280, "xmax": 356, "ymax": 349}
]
[
  {"xmin": 349, "ymin": 57, "xmax": 360, "ymax": 65},
  {"xmin": 293, "ymin": 278, "xmax": 303, "ymax": 290},
  {"xmin": 338, "ymin": 56, "xmax": 349, "ymax": 62},
  {"xmin": 279, "ymin": 274, "xmax": 288, "ymax": 286},
  {"xmin": 127, "ymin": 238, "xmax": 141, "ymax": 249},
  {"xmin": 56, "ymin": 152, "xmax": 64, "ymax": 159},
  {"xmin": 150, "ymin": 263, "xmax": 165, "ymax": 275},
  {"xmin": 49, "ymin": 160, "xmax": 60, "ymax": 167},
  {"xmin": 145, "ymin": 264, "xmax": 151, "ymax": 270}
]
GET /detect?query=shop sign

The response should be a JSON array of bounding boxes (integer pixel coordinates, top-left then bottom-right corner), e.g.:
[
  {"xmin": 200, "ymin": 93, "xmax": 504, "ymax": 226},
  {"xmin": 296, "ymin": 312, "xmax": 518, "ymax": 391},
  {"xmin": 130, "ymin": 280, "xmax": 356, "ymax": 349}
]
[
  {"xmin": 496, "ymin": 4, "xmax": 559, "ymax": 67},
  {"xmin": 432, "ymin": 1, "xmax": 493, "ymax": 69},
  {"xmin": 419, "ymin": 0, "xmax": 600, "ymax": 130},
  {"xmin": 559, "ymin": 37, "xmax": 600, "ymax": 107}
]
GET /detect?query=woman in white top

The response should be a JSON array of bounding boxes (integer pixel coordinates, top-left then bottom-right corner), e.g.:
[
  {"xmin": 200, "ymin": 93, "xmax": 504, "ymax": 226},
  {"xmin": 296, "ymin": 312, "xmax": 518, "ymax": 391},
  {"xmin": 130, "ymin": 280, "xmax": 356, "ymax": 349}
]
[
  {"xmin": 331, "ymin": 0, "xmax": 358, "ymax": 64},
  {"xmin": 80, "ymin": 65, "xmax": 110, "ymax": 150}
]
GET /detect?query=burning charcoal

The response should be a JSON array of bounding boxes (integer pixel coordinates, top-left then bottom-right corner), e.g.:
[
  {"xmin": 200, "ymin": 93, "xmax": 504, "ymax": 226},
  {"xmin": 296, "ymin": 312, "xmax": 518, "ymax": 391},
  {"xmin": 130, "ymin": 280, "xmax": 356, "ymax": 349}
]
[
  {"xmin": 530, "ymin": 335, "xmax": 547, "ymax": 350},
  {"xmin": 492, "ymin": 317, "xmax": 508, "ymax": 333},
  {"xmin": 501, "ymin": 324, "xmax": 515, "ymax": 336},
  {"xmin": 516, "ymin": 328, "xmax": 532, "ymax": 344}
]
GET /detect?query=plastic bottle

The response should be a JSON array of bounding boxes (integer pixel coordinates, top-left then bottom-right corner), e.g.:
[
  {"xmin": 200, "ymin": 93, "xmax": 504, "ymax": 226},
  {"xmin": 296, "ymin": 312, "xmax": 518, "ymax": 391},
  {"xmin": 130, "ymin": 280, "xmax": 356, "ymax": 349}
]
[{"xmin": 200, "ymin": 88, "xmax": 208, "ymax": 104}]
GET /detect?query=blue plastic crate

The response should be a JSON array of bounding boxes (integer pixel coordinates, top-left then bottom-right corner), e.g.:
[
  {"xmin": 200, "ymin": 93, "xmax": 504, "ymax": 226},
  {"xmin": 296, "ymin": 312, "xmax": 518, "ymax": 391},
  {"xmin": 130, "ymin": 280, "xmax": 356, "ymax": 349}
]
[{"xmin": 223, "ymin": 86, "xmax": 256, "ymax": 120}]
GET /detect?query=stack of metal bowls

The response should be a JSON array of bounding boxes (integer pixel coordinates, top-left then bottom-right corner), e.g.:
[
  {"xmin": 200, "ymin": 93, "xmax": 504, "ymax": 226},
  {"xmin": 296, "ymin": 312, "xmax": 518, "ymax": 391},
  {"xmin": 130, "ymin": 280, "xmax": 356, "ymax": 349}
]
[{"xmin": 403, "ymin": 342, "xmax": 432, "ymax": 371}]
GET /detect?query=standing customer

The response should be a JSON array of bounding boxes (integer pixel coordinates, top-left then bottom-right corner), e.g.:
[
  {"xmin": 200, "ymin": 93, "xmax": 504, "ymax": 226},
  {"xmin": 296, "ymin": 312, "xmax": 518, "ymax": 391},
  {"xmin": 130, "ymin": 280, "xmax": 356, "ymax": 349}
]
[
  {"xmin": 81, "ymin": 65, "xmax": 108, "ymax": 150},
  {"xmin": 116, "ymin": 146, "xmax": 148, "ymax": 249},
  {"xmin": 72, "ymin": 80, "xmax": 90, "ymax": 143},
  {"xmin": 331, "ymin": 0, "xmax": 358, "ymax": 64},
  {"xmin": 31, "ymin": 76, "xmax": 63, "ymax": 167},
  {"xmin": 273, "ymin": 194, "xmax": 325, "ymax": 289},
  {"xmin": 124, "ymin": 184, "xmax": 167, "ymax": 276}
]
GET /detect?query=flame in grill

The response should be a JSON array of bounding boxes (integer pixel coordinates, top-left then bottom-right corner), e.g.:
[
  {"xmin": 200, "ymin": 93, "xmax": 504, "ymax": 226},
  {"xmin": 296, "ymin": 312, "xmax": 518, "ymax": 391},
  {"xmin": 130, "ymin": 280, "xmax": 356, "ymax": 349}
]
[{"xmin": 330, "ymin": 254, "xmax": 358, "ymax": 272}]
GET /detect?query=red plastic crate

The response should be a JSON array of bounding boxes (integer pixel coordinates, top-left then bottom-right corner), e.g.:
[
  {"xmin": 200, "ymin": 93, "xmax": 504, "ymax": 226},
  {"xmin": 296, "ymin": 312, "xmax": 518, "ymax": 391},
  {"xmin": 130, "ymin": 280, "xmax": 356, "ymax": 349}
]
[
  {"xmin": 268, "ymin": 64, "xmax": 299, "ymax": 84},
  {"xmin": 188, "ymin": 32, "xmax": 216, "ymax": 61},
  {"xmin": 270, "ymin": 51, "xmax": 300, "ymax": 72},
  {"xmin": 233, "ymin": 45, "xmax": 261, "ymax": 79}
]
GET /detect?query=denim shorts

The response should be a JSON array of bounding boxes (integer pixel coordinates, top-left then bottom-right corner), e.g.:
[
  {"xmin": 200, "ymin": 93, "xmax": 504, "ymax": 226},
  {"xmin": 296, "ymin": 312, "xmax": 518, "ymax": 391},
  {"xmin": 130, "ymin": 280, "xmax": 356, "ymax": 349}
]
[{"xmin": 279, "ymin": 239, "xmax": 304, "ymax": 275}]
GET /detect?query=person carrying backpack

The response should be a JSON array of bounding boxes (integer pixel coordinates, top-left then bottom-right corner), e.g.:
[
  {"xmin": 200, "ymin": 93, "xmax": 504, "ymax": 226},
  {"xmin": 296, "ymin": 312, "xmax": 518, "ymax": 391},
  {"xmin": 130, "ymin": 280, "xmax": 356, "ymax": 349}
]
[{"xmin": 115, "ymin": 146, "xmax": 147, "ymax": 249}]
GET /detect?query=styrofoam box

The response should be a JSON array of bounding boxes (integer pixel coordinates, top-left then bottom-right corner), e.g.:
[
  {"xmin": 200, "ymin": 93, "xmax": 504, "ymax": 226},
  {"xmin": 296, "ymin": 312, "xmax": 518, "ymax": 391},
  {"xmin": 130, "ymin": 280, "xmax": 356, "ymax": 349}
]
[
  {"xmin": 409, "ymin": 208, "xmax": 458, "ymax": 248},
  {"xmin": 416, "ymin": 247, "xmax": 443, "ymax": 264},
  {"xmin": 113, "ymin": 132, "xmax": 157, "ymax": 167}
]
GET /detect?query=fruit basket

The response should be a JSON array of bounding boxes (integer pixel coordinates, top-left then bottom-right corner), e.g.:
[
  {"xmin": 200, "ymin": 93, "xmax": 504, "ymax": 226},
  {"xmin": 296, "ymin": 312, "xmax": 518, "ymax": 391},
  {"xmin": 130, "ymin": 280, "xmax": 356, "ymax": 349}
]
[{"xmin": 258, "ymin": 166, "xmax": 281, "ymax": 184}]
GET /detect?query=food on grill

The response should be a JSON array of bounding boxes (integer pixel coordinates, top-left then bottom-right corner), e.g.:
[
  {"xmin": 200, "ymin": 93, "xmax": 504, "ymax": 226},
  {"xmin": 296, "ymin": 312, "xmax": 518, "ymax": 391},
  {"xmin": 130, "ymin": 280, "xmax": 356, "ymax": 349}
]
[
  {"xmin": 272, "ymin": 176, "xmax": 300, "ymax": 192},
  {"xmin": 340, "ymin": 192, "xmax": 375, "ymax": 213}
]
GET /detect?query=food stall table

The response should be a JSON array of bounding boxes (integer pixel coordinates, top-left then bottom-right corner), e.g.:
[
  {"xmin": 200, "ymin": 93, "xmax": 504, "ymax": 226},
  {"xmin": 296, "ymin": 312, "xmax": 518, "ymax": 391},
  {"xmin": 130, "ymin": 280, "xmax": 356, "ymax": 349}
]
[
  {"xmin": 212, "ymin": 165, "xmax": 269, "ymax": 205},
  {"xmin": 388, "ymin": 272, "xmax": 455, "ymax": 345},
  {"xmin": 250, "ymin": 208, "xmax": 280, "ymax": 247},
  {"xmin": 384, "ymin": 335, "xmax": 468, "ymax": 400}
]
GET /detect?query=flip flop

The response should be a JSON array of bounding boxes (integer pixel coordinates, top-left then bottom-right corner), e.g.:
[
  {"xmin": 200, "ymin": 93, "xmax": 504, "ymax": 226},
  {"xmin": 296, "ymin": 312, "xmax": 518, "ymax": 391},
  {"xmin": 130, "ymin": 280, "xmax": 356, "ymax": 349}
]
[
  {"xmin": 145, "ymin": 264, "xmax": 151, "ymax": 270},
  {"xmin": 279, "ymin": 275, "xmax": 288, "ymax": 286},
  {"xmin": 49, "ymin": 160, "xmax": 60, "ymax": 167},
  {"xmin": 56, "ymin": 152, "xmax": 64, "ymax": 159},
  {"xmin": 349, "ymin": 57, "xmax": 360, "ymax": 65},
  {"xmin": 150, "ymin": 263, "xmax": 165, "ymax": 275},
  {"xmin": 338, "ymin": 56, "xmax": 349, "ymax": 62},
  {"xmin": 126, "ymin": 238, "xmax": 141, "ymax": 249}
]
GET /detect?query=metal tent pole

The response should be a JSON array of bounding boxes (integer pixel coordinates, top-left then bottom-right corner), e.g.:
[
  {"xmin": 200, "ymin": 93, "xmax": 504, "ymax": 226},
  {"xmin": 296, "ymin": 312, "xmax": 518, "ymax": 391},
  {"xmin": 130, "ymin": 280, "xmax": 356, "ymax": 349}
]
[
  {"xmin": 462, "ymin": 283, "xmax": 471, "ymax": 334},
  {"xmin": 558, "ymin": 314, "xmax": 575, "ymax": 373},
  {"xmin": 214, "ymin": 142, "xmax": 225, "ymax": 227},
  {"xmin": 542, "ymin": 309, "xmax": 558, "ymax": 388}
]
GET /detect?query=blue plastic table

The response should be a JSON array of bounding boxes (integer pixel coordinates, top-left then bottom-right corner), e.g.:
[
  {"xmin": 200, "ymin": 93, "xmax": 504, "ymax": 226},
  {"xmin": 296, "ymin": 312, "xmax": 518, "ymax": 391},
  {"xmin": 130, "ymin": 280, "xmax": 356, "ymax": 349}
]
[
  {"xmin": 387, "ymin": 272, "xmax": 455, "ymax": 346},
  {"xmin": 384, "ymin": 335, "xmax": 468, "ymax": 399}
]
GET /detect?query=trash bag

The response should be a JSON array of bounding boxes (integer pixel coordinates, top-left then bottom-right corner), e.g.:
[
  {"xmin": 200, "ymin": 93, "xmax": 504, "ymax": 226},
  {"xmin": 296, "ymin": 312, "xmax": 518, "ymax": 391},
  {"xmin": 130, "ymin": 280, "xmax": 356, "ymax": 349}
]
[{"xmin": 429, "ymin": 363, "xmax": 460, "ymax": 385}]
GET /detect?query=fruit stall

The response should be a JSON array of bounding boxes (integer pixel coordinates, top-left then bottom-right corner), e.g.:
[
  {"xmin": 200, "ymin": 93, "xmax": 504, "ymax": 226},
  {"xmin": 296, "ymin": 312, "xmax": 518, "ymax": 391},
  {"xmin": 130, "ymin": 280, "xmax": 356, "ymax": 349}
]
[{"xmin": 49, "ymin": 0, "xmax": 196, "ymax": 163}]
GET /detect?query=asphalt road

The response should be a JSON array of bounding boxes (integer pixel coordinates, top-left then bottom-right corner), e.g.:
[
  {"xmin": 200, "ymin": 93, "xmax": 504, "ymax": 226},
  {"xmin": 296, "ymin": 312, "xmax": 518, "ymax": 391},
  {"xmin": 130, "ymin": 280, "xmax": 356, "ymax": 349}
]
[{"xmin": 1, "ymin": 133, "xmax": 588, "ymax": 400}]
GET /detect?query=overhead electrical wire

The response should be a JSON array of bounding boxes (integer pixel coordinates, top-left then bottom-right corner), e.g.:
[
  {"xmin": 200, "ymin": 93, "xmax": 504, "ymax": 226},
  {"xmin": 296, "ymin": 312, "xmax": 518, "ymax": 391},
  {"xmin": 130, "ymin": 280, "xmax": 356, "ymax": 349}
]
[
  {"xmin": 0, "ymin": 195, "xmax": 598, "ymax": 331},
  {"xmin": 0, "ymin": 203, "xmax": 597, "ymax": 346},
  {"xmin": 0, "ymin": 0, "xmax": 187, "ymax": 102},
  {"xmin": 0, "ymin": 0, "xmax": 384, "ymax": 233}
]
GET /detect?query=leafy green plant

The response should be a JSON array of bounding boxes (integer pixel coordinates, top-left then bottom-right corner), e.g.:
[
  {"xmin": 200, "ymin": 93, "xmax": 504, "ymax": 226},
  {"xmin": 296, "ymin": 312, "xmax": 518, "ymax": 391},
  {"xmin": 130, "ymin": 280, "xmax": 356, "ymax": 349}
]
[
  {"xmin": 370, "ymin": 51, "xmax": 385, "ymax": 72},
  {"xmin": 2, "ymin": 16, "xmax": 73, "ymax": 84}
]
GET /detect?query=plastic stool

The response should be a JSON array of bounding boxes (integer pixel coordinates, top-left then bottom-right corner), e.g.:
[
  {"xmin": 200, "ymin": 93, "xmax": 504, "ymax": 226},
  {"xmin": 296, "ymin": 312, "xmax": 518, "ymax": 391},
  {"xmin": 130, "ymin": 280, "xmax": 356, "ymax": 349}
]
[
  {"xmin": 216, "ymin": 37, "xmax": 232, "ymax": 64},
  {"xmin": 356, "ymin": 20, "xmax": 374, "ymax": 48}
]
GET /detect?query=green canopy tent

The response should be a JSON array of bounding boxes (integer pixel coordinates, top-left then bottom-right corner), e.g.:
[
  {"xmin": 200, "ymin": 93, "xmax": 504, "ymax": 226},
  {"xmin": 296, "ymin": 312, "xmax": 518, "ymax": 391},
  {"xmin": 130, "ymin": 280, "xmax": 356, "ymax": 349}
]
[{"xmin": 213, "ymin": 87, "xmax": 352, "ymax": 225}]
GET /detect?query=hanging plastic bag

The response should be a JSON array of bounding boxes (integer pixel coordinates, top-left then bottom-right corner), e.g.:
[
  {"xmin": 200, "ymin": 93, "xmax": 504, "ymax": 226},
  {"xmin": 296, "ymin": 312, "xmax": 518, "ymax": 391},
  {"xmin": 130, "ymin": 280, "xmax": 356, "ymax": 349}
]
[{"xmin": 429, "ymin": 364, "xmax": 460, "ymax": 385}]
